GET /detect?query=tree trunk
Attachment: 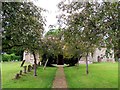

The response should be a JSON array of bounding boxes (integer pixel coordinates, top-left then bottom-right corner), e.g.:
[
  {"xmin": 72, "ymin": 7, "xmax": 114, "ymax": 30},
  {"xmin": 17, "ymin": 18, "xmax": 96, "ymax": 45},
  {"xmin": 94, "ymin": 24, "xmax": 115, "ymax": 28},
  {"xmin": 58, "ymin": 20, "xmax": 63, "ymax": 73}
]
[
  {"xmin": 86, "ymin": 53, "xmax": 89, "ymax": 74},
  {"xmin": 32, "ymin": 51, "xmax": 37, "ymax": 76},
  {"xmin": 77, "ymin": 56, "xmax": 82, "ymax": 65},
  {"xmin": 43, "ymin": 59, "xmax": 48, "ymax": 70},
  {"xmin": 19, "ymin": 70, "xmax": 22, "ymax": 75}
]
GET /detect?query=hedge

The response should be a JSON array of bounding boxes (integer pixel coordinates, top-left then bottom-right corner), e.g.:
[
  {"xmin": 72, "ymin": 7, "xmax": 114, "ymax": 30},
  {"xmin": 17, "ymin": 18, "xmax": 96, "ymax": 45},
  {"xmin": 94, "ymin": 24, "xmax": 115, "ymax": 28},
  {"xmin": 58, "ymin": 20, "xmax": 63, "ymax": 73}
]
[{"xmin": 2, "ymin": 53, "xmax": 20, "ymax": 62}]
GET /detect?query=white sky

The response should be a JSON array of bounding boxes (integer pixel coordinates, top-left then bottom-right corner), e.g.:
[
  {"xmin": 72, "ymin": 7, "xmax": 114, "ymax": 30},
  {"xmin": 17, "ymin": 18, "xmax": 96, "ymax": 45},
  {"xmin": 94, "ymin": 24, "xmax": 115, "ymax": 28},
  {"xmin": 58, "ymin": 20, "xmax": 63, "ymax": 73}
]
[
  {"xmin": 32, "ymin": 0, "xmax": 106, "ymax": 34},
  {"xmin": 32, "ymin": 0, "xmax": 62, "ymax": 33}
]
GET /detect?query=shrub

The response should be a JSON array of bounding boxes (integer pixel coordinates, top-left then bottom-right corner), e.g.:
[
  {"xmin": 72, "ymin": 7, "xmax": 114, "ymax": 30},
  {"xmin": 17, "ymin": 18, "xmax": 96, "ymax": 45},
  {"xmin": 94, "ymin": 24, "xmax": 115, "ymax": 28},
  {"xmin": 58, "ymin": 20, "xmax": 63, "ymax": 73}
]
[
  {"xmin": 64, "ymin": 57, "xmax": 78, "ymax": 66},
  {"xmin": 11, "ymin": 53, "xmax": 20, "ymax": 61},
  {"xmin": 2, "ymin": 54, "xmax": 11, "ymax": 62},
  {"xmin": 2, "ymin": 53, "xmax": 20, "ymax": 62}
]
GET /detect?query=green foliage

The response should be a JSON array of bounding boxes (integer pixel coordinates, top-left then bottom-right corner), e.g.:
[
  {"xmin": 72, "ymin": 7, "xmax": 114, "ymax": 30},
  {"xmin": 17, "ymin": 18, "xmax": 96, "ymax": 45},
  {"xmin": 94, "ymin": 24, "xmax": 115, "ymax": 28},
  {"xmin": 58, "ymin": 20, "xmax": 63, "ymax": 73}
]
[
  {"xmin": 3, "ymin": 47, "xmax": 24, "ymax": 61},
  {"xmin": 2, "ymin": 2, "xmax": 45, "ymax": 53},
  {"xmin": 2, "ymin": 2, "xmax": 46, "ymax": 76},
  {"xmin": 42, "ymin": 28, "xmax": 64, "ymax": 57},
  {"xmin": 10, "ymin": 53, "xmax": 20, "ymax": 61},
  {"xmin": 2, "ymin": 53, "xmax": 20, "ymax": 62},
  {"xmin": 58, "ymin": 1, "xmax": 102, "ymax": 57},
  {"xmin": 45, "ymin": 29, "xmax": 61, "ymax": 37},
  {"xmin": 5, "ymin": 47, "xmax": 23, "ymax": 55},
  {"xmin": 2, "ymin": 54, "xmax": 11, "ymax": 62},
  {"xmin": 57, "ymin": 0, "xmax": 119, "ymax": 58}
]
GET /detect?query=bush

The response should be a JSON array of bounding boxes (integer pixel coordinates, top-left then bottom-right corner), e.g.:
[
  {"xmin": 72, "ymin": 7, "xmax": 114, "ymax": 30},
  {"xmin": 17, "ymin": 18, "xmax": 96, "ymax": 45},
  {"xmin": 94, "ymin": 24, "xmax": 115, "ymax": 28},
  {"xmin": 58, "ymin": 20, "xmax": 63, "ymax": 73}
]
[
  {"xmin": 2, "ymin": 54, "xmax": 11, "ymax": 62},
  {"xmin": 11, "ymin": 53, "xmax": 20, "ymax": 61},
  {"xmin": 64, "ymin": 57, "xmax": 78, "ymax": 66},
  {"xmin": 2, "ymin": 53, "xmax": 20, "ymax": 62}
]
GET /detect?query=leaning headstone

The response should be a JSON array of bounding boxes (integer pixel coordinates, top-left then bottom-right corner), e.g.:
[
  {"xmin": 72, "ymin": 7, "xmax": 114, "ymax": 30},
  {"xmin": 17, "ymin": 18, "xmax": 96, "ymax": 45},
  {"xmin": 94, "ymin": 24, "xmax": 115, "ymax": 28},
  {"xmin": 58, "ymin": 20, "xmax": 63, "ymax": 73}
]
[
  {"xmin": 37, "ymin": 61, "xmax": 41, "ymax": 66},
  {"xmin": 19, "ymin": 70, "xmax": 22, "ymax": 75},
  {"xmin": 20, "ymin": 60, "xmax": 25, "ymax": 67},
  {"xmin": 15, "ymin": 73, "xmax": 20, "ymax": 79},
  {"xmin": 28, "ymin": 65, "xmax": 31, "ymax": 72},
  {"xmin": 23, "ymin": 66, "xmax": 27, "ymax": 73},
  {"xmin": 32, "ymin": 64, "xmax": 34, "ymax": 69},
  {"xmin": 29, "ymin": 65, "xmax": 32, "ymax": 71}
]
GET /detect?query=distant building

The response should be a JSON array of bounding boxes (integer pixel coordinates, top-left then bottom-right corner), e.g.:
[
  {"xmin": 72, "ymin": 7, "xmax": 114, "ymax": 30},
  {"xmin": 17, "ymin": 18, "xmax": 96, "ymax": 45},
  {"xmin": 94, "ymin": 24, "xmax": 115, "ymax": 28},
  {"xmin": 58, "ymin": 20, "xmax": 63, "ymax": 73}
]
[
  {"xmin": 80, "ymin": 48, "xmax": 115, "ymax": 63},
  {"xmin": 23, "ymin": 50, "xmax": 40, "ymax": 64},
  {"xmin": 23, "ymin": 48, "xmax": 115, "ymax": 65}
]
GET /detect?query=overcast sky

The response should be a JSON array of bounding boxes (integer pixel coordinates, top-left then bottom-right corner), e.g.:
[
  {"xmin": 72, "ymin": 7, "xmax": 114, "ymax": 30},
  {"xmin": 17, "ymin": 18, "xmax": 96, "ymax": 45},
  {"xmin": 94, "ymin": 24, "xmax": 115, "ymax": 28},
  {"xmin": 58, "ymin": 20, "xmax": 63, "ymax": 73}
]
[
  {"xmin": 32, "ymin": 0, "xmax": 62, "ymax": 33},
  {"xmin": 32, "ymin": 0, "xmax": 108, "ymax": 34}
]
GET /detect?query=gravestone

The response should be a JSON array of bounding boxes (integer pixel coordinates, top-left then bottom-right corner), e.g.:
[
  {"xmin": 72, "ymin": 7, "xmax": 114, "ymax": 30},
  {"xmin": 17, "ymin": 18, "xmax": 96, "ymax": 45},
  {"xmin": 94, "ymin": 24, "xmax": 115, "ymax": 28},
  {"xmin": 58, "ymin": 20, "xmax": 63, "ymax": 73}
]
[
  {"xmin": 20, "ymin": 60, "xmax": 25, "ymax": 67},
  {"xmin": 15, "ymin": 73, "xmax": 20, "ymax": 79},
  {"xmin": 37, "ymin": 62, "xmax": 40, "ymax": 66},
  {"xmin": 28, "ymin": 65, "xmax": 31, "ymax": 72},
  {"xmin": 32, "ymin": 64, "xmax": 34, "ymax": 69},
  {"xmin": 19, "ymin": 70, "xmax": 22, "ymax": 75},
  {"xmin": 23, "ymin": 66, "xmax": 27, "ymax": 73}
]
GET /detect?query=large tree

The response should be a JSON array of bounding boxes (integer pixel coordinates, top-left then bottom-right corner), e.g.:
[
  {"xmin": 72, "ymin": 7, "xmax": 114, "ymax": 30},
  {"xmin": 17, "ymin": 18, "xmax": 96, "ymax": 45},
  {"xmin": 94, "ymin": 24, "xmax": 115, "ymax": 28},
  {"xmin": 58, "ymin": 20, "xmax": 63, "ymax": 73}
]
[
  {"xmin": 57, "ymin": 0, "xmax": 119, "ymax": 74},
  {"xmin": 2, "ymin": 2, "xmax": 45, "ymax": 76}
]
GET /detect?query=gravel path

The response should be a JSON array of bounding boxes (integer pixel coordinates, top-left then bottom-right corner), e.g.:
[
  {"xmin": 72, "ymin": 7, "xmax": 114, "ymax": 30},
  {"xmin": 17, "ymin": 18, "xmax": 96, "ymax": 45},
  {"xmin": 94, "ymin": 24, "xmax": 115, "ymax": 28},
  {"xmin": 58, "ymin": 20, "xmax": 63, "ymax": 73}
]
[{"xmin": 52, "ymin": 65, "xmax": 68, "ymax": 88}]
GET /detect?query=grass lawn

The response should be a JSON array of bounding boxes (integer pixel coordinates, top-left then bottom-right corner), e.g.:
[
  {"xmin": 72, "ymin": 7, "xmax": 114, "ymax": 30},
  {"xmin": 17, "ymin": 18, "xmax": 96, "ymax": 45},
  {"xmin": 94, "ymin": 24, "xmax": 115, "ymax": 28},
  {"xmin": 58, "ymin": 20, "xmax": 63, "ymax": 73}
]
[
  {"xmin": 2, "ymin": 61, "xmax": 57, "ymax": 88},
  {"xmin": 64, "ymin": 62, "xmax": 118, "ymax": 88}
]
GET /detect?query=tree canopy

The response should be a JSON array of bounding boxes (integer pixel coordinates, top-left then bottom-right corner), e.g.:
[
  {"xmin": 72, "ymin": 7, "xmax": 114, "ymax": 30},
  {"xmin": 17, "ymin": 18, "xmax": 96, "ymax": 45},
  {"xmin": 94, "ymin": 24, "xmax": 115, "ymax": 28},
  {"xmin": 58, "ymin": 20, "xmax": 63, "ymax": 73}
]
[
  {"xmin": 2, "ymin": 2, "xmax": 46, "ymax": 76},
  {"xmin": 57, "ymin": 0, "xmax": 119, "ymax": 74},
  {"xmin": 57, "ymin": 0, "xmax": 119, "ymax": 57},
  {"xmin": 2, "ymin": 2, "xmax": 45, "ymax": 52}
]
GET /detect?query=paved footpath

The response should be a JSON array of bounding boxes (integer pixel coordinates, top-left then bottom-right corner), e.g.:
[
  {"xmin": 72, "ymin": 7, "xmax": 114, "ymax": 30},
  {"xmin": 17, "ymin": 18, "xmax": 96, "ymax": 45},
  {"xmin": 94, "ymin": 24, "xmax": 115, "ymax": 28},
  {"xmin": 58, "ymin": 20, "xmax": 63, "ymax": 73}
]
[{"xmin": 52, "ymin": 65, "xmax": 68, "ymax": 88}]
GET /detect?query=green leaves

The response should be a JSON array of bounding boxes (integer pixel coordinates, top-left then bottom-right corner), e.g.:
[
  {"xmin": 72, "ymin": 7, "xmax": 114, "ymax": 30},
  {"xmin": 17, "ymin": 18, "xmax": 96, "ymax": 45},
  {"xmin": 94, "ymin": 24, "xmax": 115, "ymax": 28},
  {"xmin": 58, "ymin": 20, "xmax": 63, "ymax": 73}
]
[
  {"xmin": 2, "ymin": 2, "xmax": 45, "ymax": 53},
  {"xmin": 57, "ymin": 1, "xmax": 119, "ymax": 57},
  {"xmin": 42, "ymin": 28, "xmax": 64, "ymax": 57}
]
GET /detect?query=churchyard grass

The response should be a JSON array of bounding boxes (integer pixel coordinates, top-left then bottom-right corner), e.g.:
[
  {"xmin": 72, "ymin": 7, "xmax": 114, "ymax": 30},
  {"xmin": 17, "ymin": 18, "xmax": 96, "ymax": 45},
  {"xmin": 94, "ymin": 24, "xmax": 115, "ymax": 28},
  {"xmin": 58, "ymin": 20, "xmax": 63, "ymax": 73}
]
[
  {"xmin": 2, "ymin": 61, "xmax": 57, "ymax": 88},
  {"xmin": 64, "ymin": 62, "xmax": 118, "ymax": 88}
]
